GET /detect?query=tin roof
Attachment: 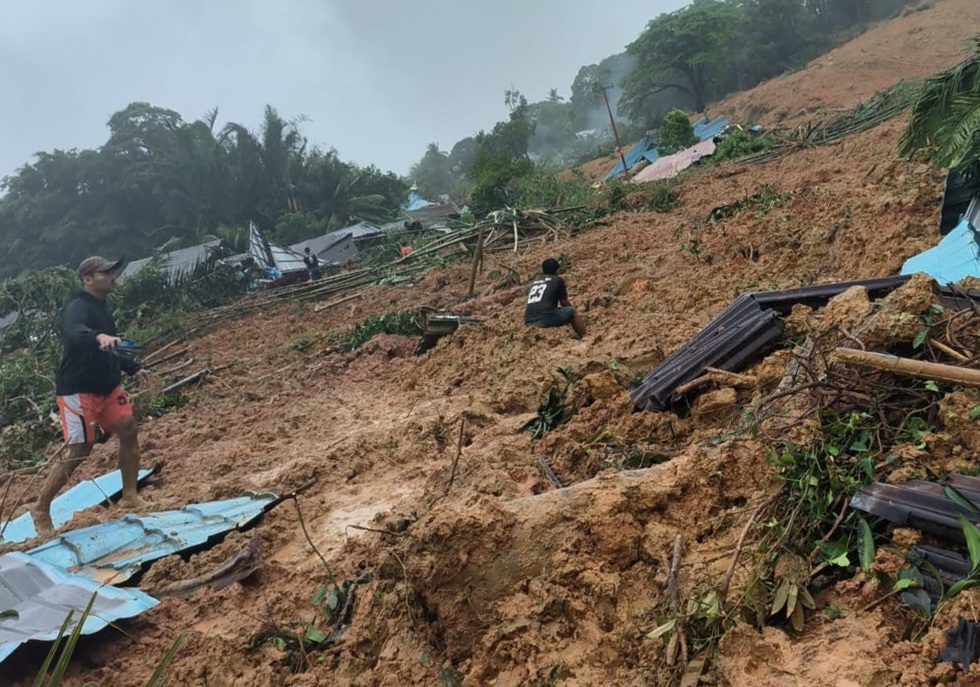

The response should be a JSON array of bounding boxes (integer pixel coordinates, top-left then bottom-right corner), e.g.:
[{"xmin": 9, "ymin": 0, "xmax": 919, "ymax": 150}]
[
  {"xmin": 0, "ymin": 552, "xmax": 157, "ymax": 664},
  {"xmin": 249, "ymin": 222, "xmax": 307, "ymax": 274},
  {"xmin": 1, "ymin": 467, "xmax": 156, "ymax": 545},
  {"xmin": 26, "ymin": 491, "xmax": 280, "ymax": 585},
  {"xmin": 118, "ymin": 240, "xmax": 233, "ymax": 283},
  {"xmin": 629, "ymin": 276, "xmax": 913, "ymax": 411},
  {"xmin": 289, "ymin": 232, "xmax": 359, "ymax": 266}
]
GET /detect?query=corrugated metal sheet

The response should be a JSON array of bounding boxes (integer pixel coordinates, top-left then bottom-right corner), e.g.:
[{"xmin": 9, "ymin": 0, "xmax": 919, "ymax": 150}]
[
  {"xmin": 0, "ymin": 552, "xmax": 157, "ymax": 664},
  {"xmin": 693, "ymin": 114, "xmax": 730, "ymax": 141},
  {"xmin": 289, "ymin": 232, "xmax": 358, "ymax": 266},
  {"xmin": 850, "ymin": 473, "xmax": 980, "ymax": 542},
  {"xmin": 632, "ymin": 139, "xmax": 716, "ymax": 183},
  {"xmin": 26, "ymin": 492, "xmax": 280, "ymax": 585},
  {"xmin": 1, "ymin": 468, "xmax": 156, "ymax": 545},
  {"xmin": 249, "ymin": 222, "xmax": 306, "ymax": 274},
  {"xmin": 629, "ymin": 276, "xmax": 915, "ymax": 411},
  {"xmin": 405, "ymin": 202, "xmax": 461, "ymax": 227},
  {"xmin": 901, "ymin": 217, "xmax": 980, "ymax": 285},
  {"xmin": 604, "ymin": 136, "xmax": 654, "ymax": 180},
  {"xmin": 119, "ymin": 240, "xmax": 233, "ymax": 283}
]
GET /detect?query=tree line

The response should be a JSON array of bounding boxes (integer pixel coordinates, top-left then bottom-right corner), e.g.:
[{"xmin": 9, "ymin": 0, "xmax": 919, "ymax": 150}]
[
  {"xmin": 0, "ymin": 102, "xmax": 408, "ymax": 279},
  {"xmin": 409, "ymin": 0, "xmax": 923, "ymax": 199}
]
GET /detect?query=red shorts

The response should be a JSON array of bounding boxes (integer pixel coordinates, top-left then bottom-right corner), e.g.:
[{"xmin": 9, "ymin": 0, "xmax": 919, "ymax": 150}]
[{"xmin": 57, "ymin": 386, "xmax": 133, "ymax": 445}]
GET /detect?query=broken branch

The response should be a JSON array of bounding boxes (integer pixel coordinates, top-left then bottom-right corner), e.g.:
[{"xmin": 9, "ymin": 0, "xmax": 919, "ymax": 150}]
[{"xmin": 832, "ymin": 348, "xmax": 980, "ymax": 387}]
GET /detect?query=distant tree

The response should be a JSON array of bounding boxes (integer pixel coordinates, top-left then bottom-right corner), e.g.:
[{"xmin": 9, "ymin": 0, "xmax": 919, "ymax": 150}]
[
  {"xmin": 409, "ymin": 143, "xmax": 454, "ymax": 199},
  {"xmin": 547, "ymin": 88, "xmax": 564, "ymax": 103},
  {"xmin": 570, "ymin": 64, "xmax": 610, "ymax": 128},
  {"xmin": 621, "ymin": 1, "xmax": 745, "ymax": 116},
  {"xmin": 657, "ymin": 109, "xmax": 698, "ymax": 155},
  {"xmin": 900, "ymin": 38, "xmax": 980, "ymax": 182}
]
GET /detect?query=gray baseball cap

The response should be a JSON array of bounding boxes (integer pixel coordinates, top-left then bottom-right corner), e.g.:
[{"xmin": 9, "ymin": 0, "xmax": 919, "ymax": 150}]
[{"xmin": 77, "ymin": 256, "xmax": 122, "ymax": 278}]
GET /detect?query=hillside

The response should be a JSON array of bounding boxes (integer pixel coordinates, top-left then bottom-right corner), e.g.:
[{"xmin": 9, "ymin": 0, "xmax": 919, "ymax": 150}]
[
  {"xmin": 577, "ymin": 0, "xmax": 980, "ymax": 181},
  {"xmin": 3, "ymin": 3, "xmax": 980, "ymax": 687}
]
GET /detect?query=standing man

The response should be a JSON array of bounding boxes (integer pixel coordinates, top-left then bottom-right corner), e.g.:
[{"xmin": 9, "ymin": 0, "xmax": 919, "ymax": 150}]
[
  {"xmin": 303, "ymin": 247, "xmax": 322, "ymax": 281},
  {"xmin": 31, "ymin": 256, "xmax": 150, "ymax": 535},
  {"xmin": 523, "ymin": 258, "xmax": 586, "ymax": 339}
]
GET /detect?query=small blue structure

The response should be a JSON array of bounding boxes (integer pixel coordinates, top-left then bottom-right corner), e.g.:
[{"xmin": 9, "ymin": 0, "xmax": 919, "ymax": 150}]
[
  {"xmin": 0, "ymin": 552, "xmax": 157, "ymax": 664},
  {"xmin": 27, "ymin": 492, "xmax": 280, "ymax": 584},
  {"xmin": 604, "ymin": 136, "xmax": 653, "ymax": 180},
  {"xmin": 606, "ymin": 114, "xmax": 731, "ymax": 179},
  {"xmin": 0, "ymin": 468, "xmax": 156, "ymax": 545}
]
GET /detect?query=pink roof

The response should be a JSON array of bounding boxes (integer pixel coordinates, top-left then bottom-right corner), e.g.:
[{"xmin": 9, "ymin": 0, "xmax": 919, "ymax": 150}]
[{"xmin": 632, "ymin": 139, "xmax": 716, "ymax": 183}]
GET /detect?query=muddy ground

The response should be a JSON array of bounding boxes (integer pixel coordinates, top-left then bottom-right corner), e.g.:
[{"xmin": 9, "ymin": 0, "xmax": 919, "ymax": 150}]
[{"xmin": 4, "ymin": 3, "xmax": 980, "ymax": 686}]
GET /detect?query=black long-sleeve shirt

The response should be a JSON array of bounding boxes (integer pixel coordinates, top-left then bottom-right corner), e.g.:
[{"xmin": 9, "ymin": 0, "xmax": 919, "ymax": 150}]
[{"xmin": 55, "ymin": 291, "xmax": 140, "ymax": 395}]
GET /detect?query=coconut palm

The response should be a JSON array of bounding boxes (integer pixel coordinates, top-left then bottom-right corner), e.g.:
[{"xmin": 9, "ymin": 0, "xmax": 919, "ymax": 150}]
[{"xmin": 900, "ymin": 38, "xmax": 980, "ymax": 178}]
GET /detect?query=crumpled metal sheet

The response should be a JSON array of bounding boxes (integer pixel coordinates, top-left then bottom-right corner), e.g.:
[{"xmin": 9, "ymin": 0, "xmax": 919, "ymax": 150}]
[
  {"xmin": 0, "ymin": 552, "xmax": 157, "ymax": 664},
  {"xmin": 26, "ymin": 492, "xmax": 280, "ymax": 585},
  {"xmin": 0, "ymin": 467, "xmax": 156, "ymax": 545}
]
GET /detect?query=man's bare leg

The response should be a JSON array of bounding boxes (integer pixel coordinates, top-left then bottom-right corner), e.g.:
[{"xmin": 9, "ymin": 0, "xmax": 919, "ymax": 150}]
[
  {"xmin": 113, "ymin": 415, "xmax": 149, "ymax": 510},
  {"xmin": 30, "ymin": 444, "xmax": 90, "ymax": 535},
  {"xmin": 570, "ymin": 311, "xmax": 586, "ymax": 339}
]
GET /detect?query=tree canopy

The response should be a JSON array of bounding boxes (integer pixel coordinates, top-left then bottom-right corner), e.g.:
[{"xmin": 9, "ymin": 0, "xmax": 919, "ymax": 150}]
[{"xmin": 0, "ymin": 103, "xmax": 407, "ymax": 279}]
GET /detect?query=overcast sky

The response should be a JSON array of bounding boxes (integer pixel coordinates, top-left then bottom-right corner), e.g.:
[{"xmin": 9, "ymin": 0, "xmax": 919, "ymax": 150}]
[{"xmin": 0, "ymin": 0, "xmax": 688, "ymax": 179}]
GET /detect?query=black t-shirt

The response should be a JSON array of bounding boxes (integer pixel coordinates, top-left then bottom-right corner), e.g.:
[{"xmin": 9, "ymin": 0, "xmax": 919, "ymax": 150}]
[
  {"xmin": 55, "ymin": 291, "xmax": 140, "ymax": 395},
  {"xmin": 524, "ymin": 274, "xmax": 567, "ymax": 323},
  {"xmin": 304, "ymin": 254, "xmax": 319, "ymax": 269}
]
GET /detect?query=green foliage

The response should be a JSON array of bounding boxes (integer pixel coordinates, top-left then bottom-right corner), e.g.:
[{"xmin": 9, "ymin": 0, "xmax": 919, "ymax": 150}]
[
  {"xmin": 0, "ymin": 267, "xmax": 77, "ymax": 355},
  {"xmin": 512, "ymin": 165, "xmax": 597, "ymax": 210},
  {"xmin": 522, "ymin": 367, "xmax": 578, "ymax": 441},
  {"xmin": 712, "ymin": 129, "xmax": 775, "ymax": 162},
  {"xmin": 0, "ymin": 102, "xmax": 407, "ymax": 279},
  {"xmin": 658, "ymin": 109, "xmax": 699, "ymax": 155},
  {"xmin": 900, "ymin": 38, "xmax": 980, "ymax": 182},
  {"xmin": 332, "ymin": 310, "xmax": 425, "ymax": 353}
]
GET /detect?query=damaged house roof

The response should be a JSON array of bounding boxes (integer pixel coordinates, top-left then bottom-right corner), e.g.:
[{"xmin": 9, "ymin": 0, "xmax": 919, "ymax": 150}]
[{"xmin": 629, "ymin": 276, "xmax": 912, "ymax": 412}]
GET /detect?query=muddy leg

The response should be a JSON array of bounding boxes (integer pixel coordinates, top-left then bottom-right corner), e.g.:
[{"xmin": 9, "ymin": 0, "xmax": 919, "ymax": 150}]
[
  {"xmin": 30, "ymin": 444, "xmax": 90, "ymax": 535},
  {"xmin": 113, "ymin": 415, "xmax": 149, "ymax": 511}
]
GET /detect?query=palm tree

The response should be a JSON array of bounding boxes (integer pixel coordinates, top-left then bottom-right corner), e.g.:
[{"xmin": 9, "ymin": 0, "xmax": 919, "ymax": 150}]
[{"xmin": 900, "ymin": 38, "xmax": 980, "ymax": 178}]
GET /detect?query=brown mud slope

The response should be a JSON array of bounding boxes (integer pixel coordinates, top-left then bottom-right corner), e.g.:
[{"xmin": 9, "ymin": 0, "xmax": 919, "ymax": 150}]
[
  {"xmin": 576, "ymin": 0, "xmax": 980, "ymax": 181},
  {"xmin": 3, "ymin": 12, "xmax": 980, "ymax": 687}
]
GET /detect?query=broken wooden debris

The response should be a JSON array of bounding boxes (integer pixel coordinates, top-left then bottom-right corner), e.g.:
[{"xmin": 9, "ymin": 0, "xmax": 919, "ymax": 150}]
[
  {"xmin": 150, "ymin": 535, "xmax": 262, "ymax": 599},
  {"xmin": 832, "ymin": 348, "xmax": 980, "ymax": 388}
]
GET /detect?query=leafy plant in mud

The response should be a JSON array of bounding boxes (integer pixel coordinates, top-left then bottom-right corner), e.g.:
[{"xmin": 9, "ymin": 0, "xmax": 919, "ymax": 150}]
[
  {"xmin": 331, "ymin": 310, "xmax": 425, "ymax": 353},
  {"xmin": 23, "ymin": 593, "xmax": 184, "ymax": 687},
  {"xmin": 711, "ymin": 129, "xmax": 775, "ymax": 163},
  {"xmin": 521, "ymin": 367, "xmax": 578, "ymax": 441}
]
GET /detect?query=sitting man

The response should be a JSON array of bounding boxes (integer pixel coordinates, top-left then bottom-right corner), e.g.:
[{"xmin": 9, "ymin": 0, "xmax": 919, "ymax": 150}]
[{"xmin": 523, "ymin": 258, "xmax": 586, "ymax": 339}]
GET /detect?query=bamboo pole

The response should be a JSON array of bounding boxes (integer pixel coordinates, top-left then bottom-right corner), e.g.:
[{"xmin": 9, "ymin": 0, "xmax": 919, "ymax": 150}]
[{"xmin": 832, "ymin": 348, "xmax": 980, "ymax": 387}]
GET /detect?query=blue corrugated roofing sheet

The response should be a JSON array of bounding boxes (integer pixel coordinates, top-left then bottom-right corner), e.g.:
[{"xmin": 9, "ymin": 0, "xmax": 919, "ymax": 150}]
[
  {"xmin": 694, "ymin": 115, "xmax": 730, "ymax": 141},
  {"xmin": 0, "ymin": 468, "xmax": 156, "ymax": 545},
  {"xmin": 0, "ymin": 552, "xmax": 157, "ymax": 664},
  {"xmin": 26, "ymin": 492, "xmax": 279, "ymax": 584},
  {"xmin": 604, "ymin": 136, "xmax": 653, "ymax": 180},
  {"xmin": 902, "ymin": 217, "xmax": 980, "ymax": 285}
]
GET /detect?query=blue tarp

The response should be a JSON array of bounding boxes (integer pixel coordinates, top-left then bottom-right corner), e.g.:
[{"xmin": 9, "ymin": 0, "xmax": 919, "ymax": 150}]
[
  {"xmin": 405, "ymin": 191, "xmax": 432, "ymax": 211},
  {"xmin": 27, "ymin": 492, "xmax": 280, "ymax": 584},
  {"xmin": 0, "ymin": 468, "xmax": 156, "ymax": 545},
  {"xmin": 604, "ymin": 136, "xmax": 653, "ymax": 180},
  {"xmin": 901, "ymin": 217, "xmax": 980, "ymax": 285},
  {"xmin": 0, "ymin": 552, "xmax": 157, "ymax": 664}
]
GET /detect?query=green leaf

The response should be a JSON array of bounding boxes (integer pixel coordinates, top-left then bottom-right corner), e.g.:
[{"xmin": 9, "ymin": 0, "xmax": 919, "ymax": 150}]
[
  {"xmin": 959, "ymin": 514, "xmax": 980, "ymax": 569},
  {"xmin": 945, "ymin": 485, "xmax": 980, "ymax": 513},
  {"xmin": 893, "ymin": 578, "xmax": 916, "ymax": 591},
  {"xmin": 829, "ymin": 552, "xmax": 851, "ymax": 568},
  {"xmin": 770, "ymin": 579, "xmax": 790, "ymax": 616},
  {"xmin": 857, "ymin": 517, "xmax": 875, "ymax": 571},
  {"xmin": 304, "ymin": 623, "xmax": 328, "ymax": 645},
  {"xmin": 646, "ymin": 618, "xmax": 676, "ymax": 640},
  {"xmin": 945, "ymin": 577, "xmax": 980, "ymax": 599},
  {"xmin": 912, "ymin": 328, "xmax": 928, "ymax": 349},
  {"xmin": 0, "ymin": 609, "xmax": 18, "ymax": 620},
  {"xmin": 798, "ymin": 586, "xmax": 816, "ymax": 610},
  {"xmin": 310, "ymin": 583, "xmax": 328, "ymax": 606},
  {"xmin": 325, "ymin": 587, "xmax": 342, "ymax": 612},
  {"xmin": 970, "ymin": 405, "xmax": 980, "ymax": 420},
  {"xmin": 924, "ymin": 380, "xmax": 939, "ymax": 392}
]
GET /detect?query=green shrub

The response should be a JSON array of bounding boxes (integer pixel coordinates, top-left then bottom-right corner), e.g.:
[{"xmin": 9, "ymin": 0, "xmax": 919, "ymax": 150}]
[
  {"xmin": 712, "ymin": 129, "xmax": 775, "ymax": 162},
  {"xmin": 658, "ymin": 109, "xmax": 698, "ymax": 155}
]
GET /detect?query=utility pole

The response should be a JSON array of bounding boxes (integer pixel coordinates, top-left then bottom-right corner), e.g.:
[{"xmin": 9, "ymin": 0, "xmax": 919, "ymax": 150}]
[{"xmin": 601, "ymin": 85, "xmax": 629, "ymax": 180}]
